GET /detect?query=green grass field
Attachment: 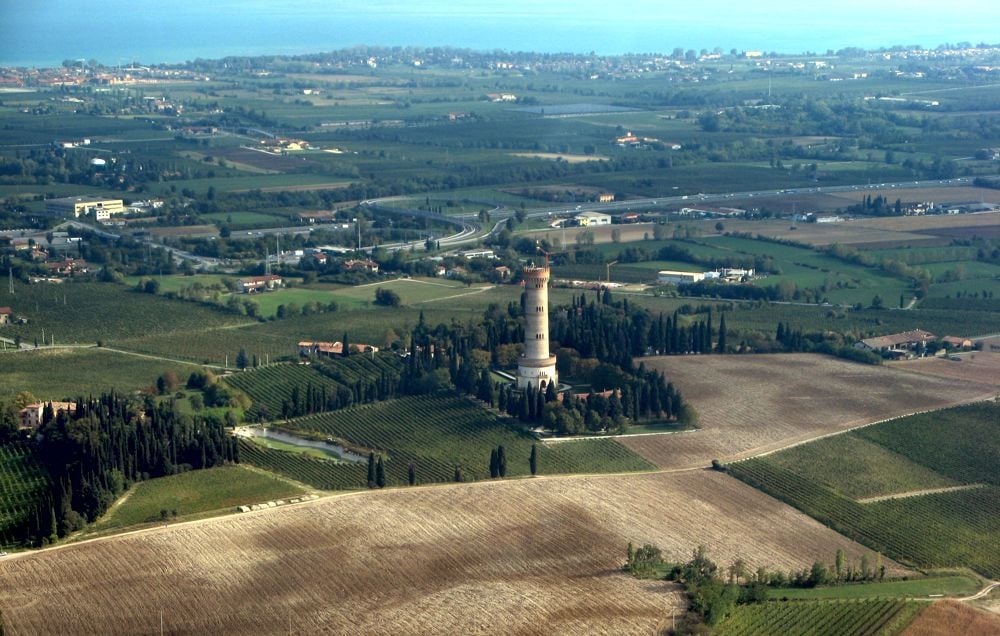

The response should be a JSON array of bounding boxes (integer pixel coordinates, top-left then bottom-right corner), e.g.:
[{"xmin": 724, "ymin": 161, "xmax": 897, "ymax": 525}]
[
  {"xmin": 772, "ymin": 575, "xmax": 982, "ymax": 600},
  {"xmin": 90, "ymin": 465, "xmax": 303, "ymax": 532}
]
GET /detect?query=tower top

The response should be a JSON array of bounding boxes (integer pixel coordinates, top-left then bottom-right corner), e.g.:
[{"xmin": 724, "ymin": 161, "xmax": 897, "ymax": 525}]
[{"xmin": 522, "ymin": 265, "xmax": 550, "ymax": 279}]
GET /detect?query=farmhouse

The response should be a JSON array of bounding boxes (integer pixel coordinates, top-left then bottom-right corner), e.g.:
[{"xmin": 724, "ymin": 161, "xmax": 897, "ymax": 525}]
[
  {"xmin": 45, "ymin": 258, "xmax": 89, "ymax": 276},
  {"xmin": 0, "ymin": 307, "xmax": 12, "ymax": 325},
  {"xmin": 657, "ymin": 270, "xmax": 705, "ymax": 285},
  {"xmin": 298, "ymin": 341, "xmax": 379, "ymax": 357},
  {"xmin": 343, "ymin": 259, "xmax": 379, "ymax": 273},
  {"xmin": 598, "ymin": 193, "xmax": 615, "ymax": 203},
  {"xmin": 19, "ymin": 401, "xmax": 77, "ymax": 429},
  {"xmin": 856, "ymin": 329, "xmax": 937, "ymax": 353},
  {"xmin": 941, "ymin": 336, "xmax": 973, "ymax": 349},
  {"xmin": 45, "ymin": 196, "xmax": 125, "ymax": 219},
  {"xmin": 575, "ymin": 211, "xmax": 611, "ymax": 227},
  {"xmin": 236, "ymin": 275, "xmax": 283, "ymax": 293}
]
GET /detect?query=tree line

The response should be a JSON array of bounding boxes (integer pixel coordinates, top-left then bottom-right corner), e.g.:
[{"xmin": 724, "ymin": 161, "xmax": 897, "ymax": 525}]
[{"xmin": 11, "ymin": 392, "xmax": 237, "ymax": 546}]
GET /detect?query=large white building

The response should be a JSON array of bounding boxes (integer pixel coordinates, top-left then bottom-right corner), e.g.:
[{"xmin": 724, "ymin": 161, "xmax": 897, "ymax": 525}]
[
  {"xmin": 575, "ymin": 211, "xmax": 611, "ymax": 226},
  {"xmin": 45, "ymin": 196, "xmax": 125, "ymax": 220},
  {"xmin": 517, "ymin": 265, "xmax": 558, "ymax": 390},
  {"xmin": 657, "ymin": 270, "xmax": 705, "ymax": 285}
]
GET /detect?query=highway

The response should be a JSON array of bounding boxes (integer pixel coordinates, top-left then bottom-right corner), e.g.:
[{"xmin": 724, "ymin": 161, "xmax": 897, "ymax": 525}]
[{"xmin": 50, "ymin": 177, "xmax": 979, "ymax": 267}]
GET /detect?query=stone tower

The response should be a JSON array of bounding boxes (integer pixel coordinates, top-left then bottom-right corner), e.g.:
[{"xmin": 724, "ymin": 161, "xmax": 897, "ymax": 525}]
[{"xmin": 517, "ymin": 265, "xmax": 558, "ymax": 390}]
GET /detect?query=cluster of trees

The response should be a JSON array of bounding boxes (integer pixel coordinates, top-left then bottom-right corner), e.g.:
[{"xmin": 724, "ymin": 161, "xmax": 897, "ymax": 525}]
[
  {"xmin": 13, "ymin": 392, "xmax": 237, "ymax": 546},
  {"xmin": 846, "ymin": 194, "xmax": 906, "ymax": 217},
  {"xmin": 488, "ymin": 445, "xmax": 507, "ymax": 478},
  {"xmin": 551, "ymin": 292, "xmax": 725, "ymax": 361},
  {"xmin": 626, "ymin": 544, "xmax": 767, "ymax": 630},
  {"xmin": 627, "ymin": 543, "xmax": 887, "ymax": 632},
  {"xmin": 365, "ymin": 452, "xmax": 386, "ymax": 488}
]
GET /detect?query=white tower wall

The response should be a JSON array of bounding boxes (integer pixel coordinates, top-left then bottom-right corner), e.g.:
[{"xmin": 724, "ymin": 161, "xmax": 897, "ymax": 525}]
[{"xmin": 517, "ymin": 266, "xmax": 558, "ymax": 390}]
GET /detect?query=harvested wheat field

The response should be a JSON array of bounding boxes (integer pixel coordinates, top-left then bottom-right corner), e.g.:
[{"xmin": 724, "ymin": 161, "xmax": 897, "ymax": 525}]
[
  {"xmin": 0, "ymin": 470, "xmax": 906, "ymax": 635},
  {"xmin": 889, "ymin": 351, "xmax": 1000, "ymax": 388},
  {"xmin": 902, "ymin": 600, "xmax": 1000, "ymax": 636},
  {"xmin": 621, "ymin": 354, "xmax": 996, "ymax": 469}
]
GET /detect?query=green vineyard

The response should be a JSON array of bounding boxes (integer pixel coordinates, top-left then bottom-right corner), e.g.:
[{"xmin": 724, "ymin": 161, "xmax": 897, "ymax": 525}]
[
  {"xmin": 224, "ymin": 352, "xmax": 404, "ymax": 420},
  {"xmin": 237, "ymin": 440, "xmax": 365, "ymax": 490},
  {"xmin": 853, "ymin": 402, "xmax": 1000, "ymax": 486},
  {"xmin": 0, "ymin": 441, "xmax": 51, "ymax": 548},
  {"xmin": 237, "ymin": 393, "xmax": 654, "ymax": 489},
  {"xmin": 715, "ymin": 599, "xmax": 923, "ymax": 636},
  {"xmin": 729, "ymin": 461, "xmax": 1000, "ymax": 578},
  {"xmin": 728, "ymin": 403, "xmax": 1000, "ymax": 578}
]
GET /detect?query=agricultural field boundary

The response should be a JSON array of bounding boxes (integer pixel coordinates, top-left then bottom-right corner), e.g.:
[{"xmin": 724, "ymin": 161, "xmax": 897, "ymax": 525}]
[
  {"xmin": 541, "ymin": 428, "xmax": 699, "ymax": 444},
  {"xmin": 727, "ymin": 396, "xmax": 998, "ymax": 467},
  {"xmin": 856, "ymin": 483, "xmax": 986, "ymax": 504},
  {"xmin": 416, "ymin": 286, "xmax": 496, "ymax": 304}
]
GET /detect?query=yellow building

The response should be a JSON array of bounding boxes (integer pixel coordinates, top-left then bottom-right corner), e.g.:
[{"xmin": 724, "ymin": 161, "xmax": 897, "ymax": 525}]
[{"xmin": 45, "ymin": 196, "xmax": 125, "ymax": 219}]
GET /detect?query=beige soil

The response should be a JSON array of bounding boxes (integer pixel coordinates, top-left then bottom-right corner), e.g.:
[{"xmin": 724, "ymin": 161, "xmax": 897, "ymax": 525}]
[
  {"xmin": 620, "ymin": 354, "xmax": 996, "ymax": 469},
  {"xmin": 707, "ymin": 218, "xmax": 934, "ymax": 246},
  {"xmin": 0, "ymin": 470, "xmax": 907, "ymax": 635},
  {"xmin": 510, "ymin": 152, "xmax": 609, "ymax": 163},
  {"xmin": 889, "ymin": 352, "xmax": 1000, "ymax": 388},
  {"xmin": 902, "ymin": 600, "xmax": 1000, "ymax": 636}
]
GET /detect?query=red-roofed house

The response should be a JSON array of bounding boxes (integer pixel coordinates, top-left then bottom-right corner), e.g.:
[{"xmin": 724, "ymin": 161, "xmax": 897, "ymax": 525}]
[
  {"xmin": 0, "ymin": 307, "xmax": 12, "ymax": 325},
  {"xmin": 343, "ymin": 259, "xmax": 379, "ymax": 273},
  {"xmin": 236, "ymin": 275, "xmax": 284, "ymax": 293},
  {"xmin": 298, "ymin": 341, "xmax": 379, "ymax": 357},
  {"xmin": 20, "ymin": 401, "xmax": 77, "ymax": 428}
]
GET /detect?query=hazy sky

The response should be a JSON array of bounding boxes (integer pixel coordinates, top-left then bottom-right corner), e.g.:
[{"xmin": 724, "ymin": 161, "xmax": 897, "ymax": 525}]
[{"xmin": 2, "ymin": 0, "xmax": 999, "ymax": 65}]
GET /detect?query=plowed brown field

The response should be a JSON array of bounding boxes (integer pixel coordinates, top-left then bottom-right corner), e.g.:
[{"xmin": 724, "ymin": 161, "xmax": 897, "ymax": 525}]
[
  {"xmin": 620, "ymin": 354, "xmax": 996, "ymax": 469},
  {"xmin": 889, "ymin": 351, "xmax": 1000, "ymax": 388},
  {"xmin": 902, "ymin": 600, "xmax": 1000, "ymax": 636},
  {"xmin": 0, "ymin": 470, "xmax": 907, "ymax": 635}
]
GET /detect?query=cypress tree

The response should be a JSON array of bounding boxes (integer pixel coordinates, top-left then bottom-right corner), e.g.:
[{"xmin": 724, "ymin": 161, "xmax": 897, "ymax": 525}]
[
  {"xmin": 529, "ymin": 443, "xmax": 538, "ymax": 476},
  {"xmin": 454, "ymin": 465, "xmax": 463, "ymax": 482},
  {"xmin": 489, "ymin": 448, "xmax": 499, "ymax": 478},
  {"xmin": 407, "ymin": 461, "xmax": 416, "ymax": 486},
  {"xmin": 497, "ymin": 445, "xmax": 507, "ymax": 478},
  {"xmin": 366, "ymin": 451, "xmax": 376, "ymax": 487},
  {"xmin": 717, "ymin": 314, "xmax": 727, "ymax": 353},
  {"xmin": 375, "ymin": 455, "xmax": 385, "ymax": 488},
  {"xmin": 342, "ymin": 331, "xmax": 350, "ymax": 357}
]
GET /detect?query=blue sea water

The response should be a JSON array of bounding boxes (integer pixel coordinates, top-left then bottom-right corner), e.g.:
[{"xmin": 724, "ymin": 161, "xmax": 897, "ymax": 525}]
[{"xmin": 1, "ymin": 1, "xmax": 998, "ymax": 68}]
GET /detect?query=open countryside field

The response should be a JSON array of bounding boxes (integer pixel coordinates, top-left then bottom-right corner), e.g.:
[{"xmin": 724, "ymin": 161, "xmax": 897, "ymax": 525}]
[
  {"xmin": 0, "ymin": 347, "xmax": 203, "ymax": 399},
  {"xmin": 618, "ymin": 354, "xmax": 996, "ymax": 470},
  {"xmin": 0, "ymin": 469, "xmax": 909, "ymax": 635},
  {"xmin": 710, "ymin": 218, "xmax": 939, "ymax": 247},
  {"xmin": 902, "ymin": 601, "xmax": 1000, "ymax": 636},
  {"xmin": 727, "ymin": 403, "xmax": 1000, "ymax": 578},
  {"xmin": 87, "ymin": 465, "xmax": 303, "ymax": 533},
  {"xmin": 889, "ymin": 351, "xmax": 1000, "ymax": 388}
]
